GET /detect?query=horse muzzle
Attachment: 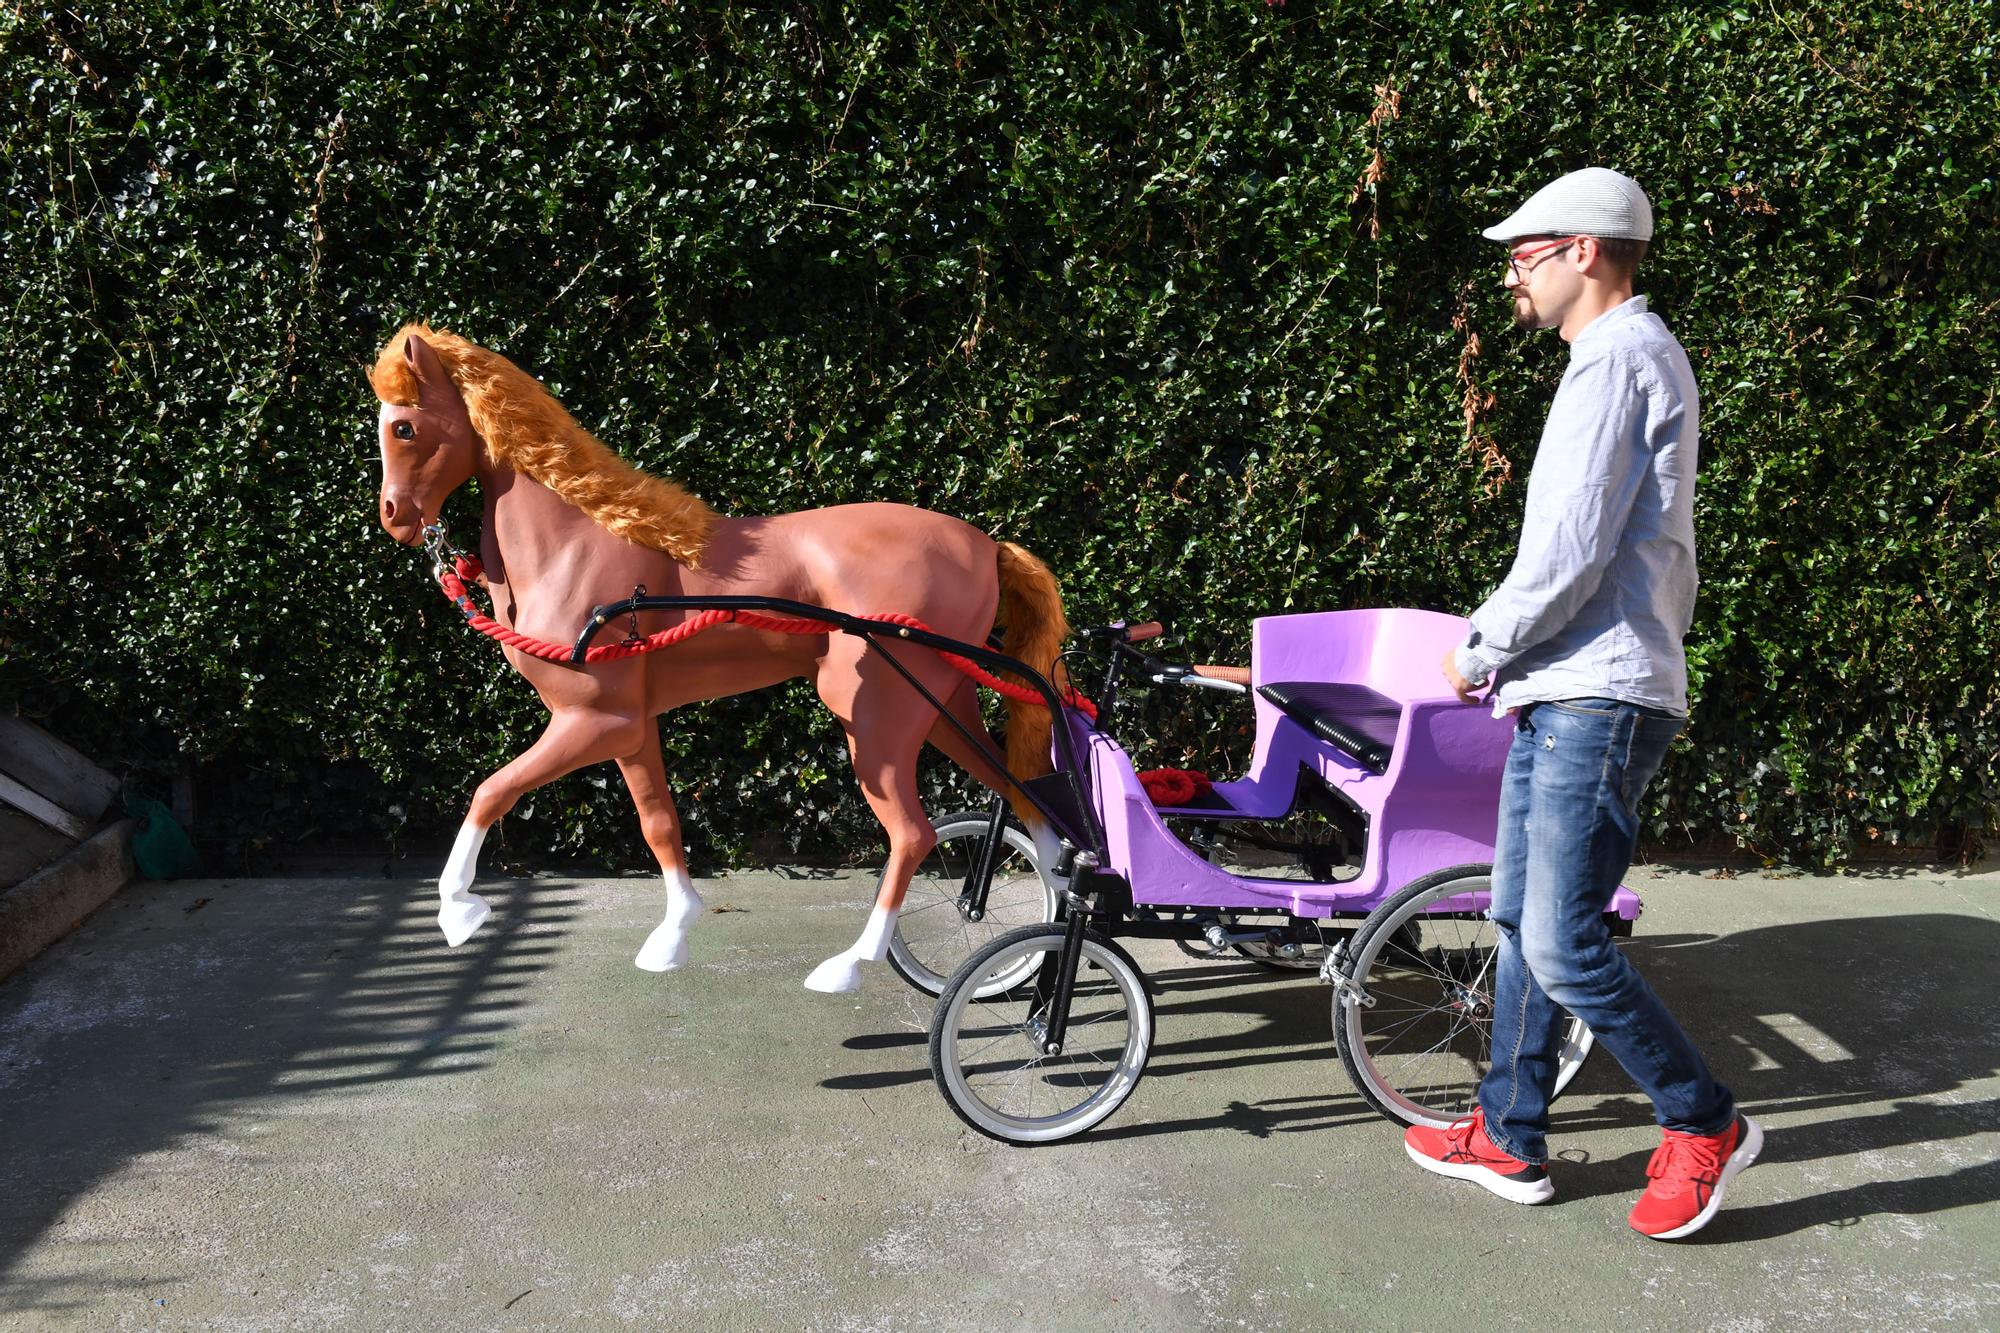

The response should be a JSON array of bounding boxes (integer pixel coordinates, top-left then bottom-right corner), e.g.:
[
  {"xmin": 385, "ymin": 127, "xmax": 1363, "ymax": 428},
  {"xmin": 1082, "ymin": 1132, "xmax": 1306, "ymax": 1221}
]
[{"xmin": 379, "ymin": 494, "xmax": 425, "ymax": 546}]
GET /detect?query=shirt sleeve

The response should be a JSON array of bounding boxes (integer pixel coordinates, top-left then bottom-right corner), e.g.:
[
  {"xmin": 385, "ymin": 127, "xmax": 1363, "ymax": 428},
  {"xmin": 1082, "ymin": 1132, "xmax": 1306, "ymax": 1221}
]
[{"xmin": 1458, "ymin": 349, "xmax": 1652, "ymax": 681}]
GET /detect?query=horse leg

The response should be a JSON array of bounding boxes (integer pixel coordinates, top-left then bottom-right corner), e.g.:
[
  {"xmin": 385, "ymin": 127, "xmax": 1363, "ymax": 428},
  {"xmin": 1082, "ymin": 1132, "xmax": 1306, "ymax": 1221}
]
[
  {"xmin": 804, "ymin": 652, "xmax": 941, "ymax": 994},
  {"xmin": 803, "ymin": 738, "xmax": 937, "ymax": 992},
  {"xmin": 923, "ymin": 680, "xmax": 1010, "ymax": 792},
  {"xmin": 924, "ymin": 681, "xmax": 1068, "ymax": 889},
  {"xmin": 435, "ymin": 707, "xmax": 647, "ymax": 946},
  {"xmin": 620, "ymin": 723, "xmax": 704, "ymax": 972}
]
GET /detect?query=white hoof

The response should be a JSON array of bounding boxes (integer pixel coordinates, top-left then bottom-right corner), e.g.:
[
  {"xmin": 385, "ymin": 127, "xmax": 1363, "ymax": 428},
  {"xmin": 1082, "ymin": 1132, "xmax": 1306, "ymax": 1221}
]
[
  {"xmin": 803, "ymin": 953, "xmax": 863, "ymax": 994},
  {"xmin": 438, "ymin": 896, "xmax": 491, "ymax": 947},
  {"xmin": 634, "ymin": 922, "xmax": 691, "ymax": 973}
]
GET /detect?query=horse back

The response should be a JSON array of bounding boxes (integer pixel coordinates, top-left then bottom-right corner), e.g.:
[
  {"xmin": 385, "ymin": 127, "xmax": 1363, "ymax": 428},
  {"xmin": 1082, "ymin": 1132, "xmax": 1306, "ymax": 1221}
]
[{"xmin": 785, "ymin": 503, "xmax": 1000, "ymax": 636}]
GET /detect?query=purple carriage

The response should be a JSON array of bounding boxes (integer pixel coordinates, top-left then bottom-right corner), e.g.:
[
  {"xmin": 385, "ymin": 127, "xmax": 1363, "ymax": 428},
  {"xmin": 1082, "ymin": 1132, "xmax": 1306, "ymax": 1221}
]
[{"xmin": 916, "ymin": 609, "xmax": 1644, "ymax": 1144}]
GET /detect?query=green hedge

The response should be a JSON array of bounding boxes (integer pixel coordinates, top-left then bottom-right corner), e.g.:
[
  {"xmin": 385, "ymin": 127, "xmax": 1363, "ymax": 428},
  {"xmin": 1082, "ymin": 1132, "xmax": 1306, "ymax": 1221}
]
[{"xmin": 3, "ymin": 2, "xmax": 1995, "ymax": 868}]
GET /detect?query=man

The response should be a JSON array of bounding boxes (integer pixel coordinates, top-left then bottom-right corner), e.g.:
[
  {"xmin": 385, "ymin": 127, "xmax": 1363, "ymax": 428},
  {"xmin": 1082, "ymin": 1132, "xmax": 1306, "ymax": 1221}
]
[{"xmin": 1404, "ymin": 167, "xmax": 1760, "ymax": 1240}]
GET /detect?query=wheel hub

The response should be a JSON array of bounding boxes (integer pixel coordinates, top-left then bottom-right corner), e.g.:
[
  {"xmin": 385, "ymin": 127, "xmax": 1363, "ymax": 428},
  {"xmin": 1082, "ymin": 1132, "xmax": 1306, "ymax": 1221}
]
[
  {"xmin": 1449, "ymin": 985, "xmax": 1489, "ymax": 1016},
  {"xmin": 1023, "ymin": 1012, "xmax": 1060, "ymax": 1055}
]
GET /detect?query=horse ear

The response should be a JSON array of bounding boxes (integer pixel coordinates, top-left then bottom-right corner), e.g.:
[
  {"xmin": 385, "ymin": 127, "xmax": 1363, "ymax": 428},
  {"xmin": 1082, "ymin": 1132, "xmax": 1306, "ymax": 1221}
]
[
  {"xmin": 402, "ymin": 332, "xmax": 465, "ymax": 417},
  {"xmin": 403, "ymin": 331, "xmax": 448, "ymax": 387}
]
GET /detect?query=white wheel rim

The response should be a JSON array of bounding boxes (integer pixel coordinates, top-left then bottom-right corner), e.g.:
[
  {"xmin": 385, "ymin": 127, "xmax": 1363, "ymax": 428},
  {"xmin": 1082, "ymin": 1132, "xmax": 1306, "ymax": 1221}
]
[
  {"xmin": 937, "ymin": 934, "xmax": 1151, "ymax": 1143},
  {"xmin": 1342, "ymin": 872, "xmax": 1597, "ymax": 1128},
  {"xmin": 890, "ymin": 820, "xmax": 1056, "ymax": 995}
]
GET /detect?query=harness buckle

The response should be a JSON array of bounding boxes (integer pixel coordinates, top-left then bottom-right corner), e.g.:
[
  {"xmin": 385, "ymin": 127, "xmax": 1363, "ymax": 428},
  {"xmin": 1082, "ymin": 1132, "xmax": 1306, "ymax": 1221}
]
[{"xmin": 621, "ymin": 585, "xmax": 648, "ymax": 646}]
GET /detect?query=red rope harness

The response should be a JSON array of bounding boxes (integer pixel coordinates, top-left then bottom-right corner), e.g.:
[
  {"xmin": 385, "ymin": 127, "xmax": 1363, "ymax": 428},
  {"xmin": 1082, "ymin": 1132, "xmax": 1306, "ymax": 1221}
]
[
  {"xmin": 436, "ymin": 555, "xmax": 1095, "ymax": 718},
  {"xmin": 1137, "ymin": 767, "xmax": 1213, "ymax": 808}
]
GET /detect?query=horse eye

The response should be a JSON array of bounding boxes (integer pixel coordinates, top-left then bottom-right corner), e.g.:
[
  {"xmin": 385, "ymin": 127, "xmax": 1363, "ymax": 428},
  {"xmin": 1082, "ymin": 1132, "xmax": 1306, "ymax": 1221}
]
[{"xmin": 392, "ymin": 420, "xmax": 415, "ymax": 440}]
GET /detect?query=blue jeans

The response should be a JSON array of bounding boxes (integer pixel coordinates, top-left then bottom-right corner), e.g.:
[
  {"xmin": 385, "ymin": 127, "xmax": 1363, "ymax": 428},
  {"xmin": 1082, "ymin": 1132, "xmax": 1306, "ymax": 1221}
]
[{"xmin": 1477, "ymin": 698, "xmax": 1734, "ymax": 1164}]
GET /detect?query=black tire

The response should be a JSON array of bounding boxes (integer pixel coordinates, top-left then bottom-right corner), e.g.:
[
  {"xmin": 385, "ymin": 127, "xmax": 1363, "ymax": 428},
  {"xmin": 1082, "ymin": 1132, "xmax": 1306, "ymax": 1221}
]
[
  {"xmin": 1332, "ymin": 864, "xmax": 1596, "ymax": 1127},
  {"xmin": 887, "ymin": 811, "xmax": 1056, "ymax": 997},
  {"xmin": 929, "ymin": 924, "xmax": 1153, "ymax": 1144}
]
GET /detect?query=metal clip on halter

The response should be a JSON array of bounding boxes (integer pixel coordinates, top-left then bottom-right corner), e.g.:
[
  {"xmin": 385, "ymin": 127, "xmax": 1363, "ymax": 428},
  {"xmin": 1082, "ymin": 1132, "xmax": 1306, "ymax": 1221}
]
[{"xmin": 421, "ymin": 521, "xmax": 451, "ymax": 577}]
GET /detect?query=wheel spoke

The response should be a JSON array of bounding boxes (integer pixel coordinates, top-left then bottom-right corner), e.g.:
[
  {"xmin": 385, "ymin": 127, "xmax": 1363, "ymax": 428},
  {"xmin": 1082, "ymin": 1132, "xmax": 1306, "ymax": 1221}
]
[
  {"xmin": 936, "ymin": 931, "xmax": 1149, "ymax": 1141},
  {"xmin": 1340, "ymin": 872, "xmax": 1532, "ymax": 1125},
  {"xmin": 1367, "ymin": 1004, "xmax": 1456, "ymax": 1048},
  {"xmin": 956, "ymin": 1023, "xmax": 1029, "ymax": 1068}
]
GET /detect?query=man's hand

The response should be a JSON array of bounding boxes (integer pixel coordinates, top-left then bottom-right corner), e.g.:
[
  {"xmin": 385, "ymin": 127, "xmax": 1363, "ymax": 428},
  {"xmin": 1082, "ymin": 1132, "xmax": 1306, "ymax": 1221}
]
[{"xmin": 1441, "ymin": 648, "xmax": 1485, "ymax": 706}]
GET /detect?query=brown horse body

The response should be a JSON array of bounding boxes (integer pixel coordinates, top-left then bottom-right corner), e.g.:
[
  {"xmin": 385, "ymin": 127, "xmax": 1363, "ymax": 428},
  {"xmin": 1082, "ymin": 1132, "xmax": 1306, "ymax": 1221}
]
[{"xmin": 371, "ymin": 325, "xmax": 1065, "ymax": 989}]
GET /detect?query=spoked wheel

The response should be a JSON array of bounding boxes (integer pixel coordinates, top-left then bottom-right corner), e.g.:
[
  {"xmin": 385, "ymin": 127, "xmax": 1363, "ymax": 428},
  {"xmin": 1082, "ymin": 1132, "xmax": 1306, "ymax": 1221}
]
[
  {"xmin": 929, "ymin": 924, "xmax": 1153, "ymax": 1144},
  {"xmin": 888, "ymin": 811, "xmax": 1056, "ymax": 997},
  {"xmin": 1333, "ymin": 865, "xmax": 1596, "ymax": 1128}
]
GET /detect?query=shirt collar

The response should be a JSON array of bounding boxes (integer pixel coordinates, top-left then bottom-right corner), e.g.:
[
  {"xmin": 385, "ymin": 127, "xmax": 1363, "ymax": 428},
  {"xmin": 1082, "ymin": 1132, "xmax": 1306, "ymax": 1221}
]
[{"xmin": 1572, "ymin": 294, "xmax": 1649, "ymax": 348}]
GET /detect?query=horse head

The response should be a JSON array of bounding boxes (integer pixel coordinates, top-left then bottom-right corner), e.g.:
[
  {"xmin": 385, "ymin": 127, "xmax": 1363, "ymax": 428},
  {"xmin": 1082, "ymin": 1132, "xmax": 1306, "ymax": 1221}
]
[{"xmin": 372, "ymin": 330, "xmax": 480, "ymax": 546}]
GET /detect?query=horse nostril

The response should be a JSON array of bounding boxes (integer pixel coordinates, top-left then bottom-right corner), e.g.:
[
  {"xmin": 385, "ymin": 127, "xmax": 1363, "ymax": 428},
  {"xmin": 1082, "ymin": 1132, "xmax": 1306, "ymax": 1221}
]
[{"xmin": 382, "ymin": 497, "xmax": 398, "ymax": 522}]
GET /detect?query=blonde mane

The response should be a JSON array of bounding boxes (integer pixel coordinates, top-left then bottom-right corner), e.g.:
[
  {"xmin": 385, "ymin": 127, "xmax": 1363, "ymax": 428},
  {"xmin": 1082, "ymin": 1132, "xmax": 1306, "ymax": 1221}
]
[{"xmin": 369, "ymin": 323, "xmax": 716, "ymax": 565}]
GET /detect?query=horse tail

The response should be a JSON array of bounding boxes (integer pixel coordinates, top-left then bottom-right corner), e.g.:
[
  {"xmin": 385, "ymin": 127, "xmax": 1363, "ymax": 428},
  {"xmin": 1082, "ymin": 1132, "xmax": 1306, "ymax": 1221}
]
[{"xmin": 994, "ymin": 541, "xmax": 1070, "ymax": 820}]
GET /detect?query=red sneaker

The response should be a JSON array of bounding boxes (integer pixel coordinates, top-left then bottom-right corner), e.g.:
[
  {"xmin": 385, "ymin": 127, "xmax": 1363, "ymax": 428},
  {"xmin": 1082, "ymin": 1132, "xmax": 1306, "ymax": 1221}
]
[
  {"xmin": 1628, "ymin": 1115, "xmax": 1763, "ymax": 1240},
  {"xmin": 1404, "ymin": 1108, "xmax": 1554, "ymax": 1204}
]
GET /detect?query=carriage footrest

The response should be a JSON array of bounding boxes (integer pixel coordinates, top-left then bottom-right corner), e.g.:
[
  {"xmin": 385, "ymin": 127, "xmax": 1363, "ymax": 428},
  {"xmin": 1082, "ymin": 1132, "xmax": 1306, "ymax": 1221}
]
[
  {"xmin": 1022, "ymin": 771, "xmax": 1092, "ymax": 846},
  {"xmin": 1256, "ymin": 682, "xmax": 1400, "ymax": 775}
]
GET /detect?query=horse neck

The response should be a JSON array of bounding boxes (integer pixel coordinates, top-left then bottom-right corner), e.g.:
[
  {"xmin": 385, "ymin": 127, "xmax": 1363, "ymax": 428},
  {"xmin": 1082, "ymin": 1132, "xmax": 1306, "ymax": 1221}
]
[
  {"xmin": 473, "ymin": 454, "xmax": 776, "ymax": 604},
  {"xmin": 473, "ymin": 455, "xmax": 655, "ymax": 588}
]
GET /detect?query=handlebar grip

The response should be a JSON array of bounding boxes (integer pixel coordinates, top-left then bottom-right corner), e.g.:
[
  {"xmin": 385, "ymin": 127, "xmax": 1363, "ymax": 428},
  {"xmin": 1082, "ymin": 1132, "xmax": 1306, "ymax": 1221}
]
[
  {"xmin": 1190, "ymin": 664, "xmax": 1251, "ymax": 685},
  {"xmin": 1124, "ymin": 621, "xmax": 1164, "ymax": 644}
]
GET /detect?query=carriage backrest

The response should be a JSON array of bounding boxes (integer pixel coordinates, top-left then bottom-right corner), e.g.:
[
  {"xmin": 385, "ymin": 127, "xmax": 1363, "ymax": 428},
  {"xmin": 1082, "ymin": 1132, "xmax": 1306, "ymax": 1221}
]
[
  {"xmin": 1248, "ymin": 608, "xmax": 1471, "ymax": 699},
  {"xmin": 1241, "ymin": 608, "xmax": 1509, "ymax": 812}
]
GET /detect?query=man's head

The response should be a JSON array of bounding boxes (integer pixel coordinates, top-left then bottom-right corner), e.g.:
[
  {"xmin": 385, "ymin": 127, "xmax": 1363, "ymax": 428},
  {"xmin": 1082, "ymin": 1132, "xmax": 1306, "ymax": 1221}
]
[{"xmin": 1483, "ymin": 167, "xmax": 1653, "ymax": 339}]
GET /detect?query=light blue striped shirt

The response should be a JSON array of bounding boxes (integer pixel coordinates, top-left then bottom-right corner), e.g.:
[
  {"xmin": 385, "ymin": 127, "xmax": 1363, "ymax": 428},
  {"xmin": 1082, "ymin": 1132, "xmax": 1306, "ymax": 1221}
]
[{"xmin": 1453, "ymin": 296, "xmax": 1700, "ymax": 716}]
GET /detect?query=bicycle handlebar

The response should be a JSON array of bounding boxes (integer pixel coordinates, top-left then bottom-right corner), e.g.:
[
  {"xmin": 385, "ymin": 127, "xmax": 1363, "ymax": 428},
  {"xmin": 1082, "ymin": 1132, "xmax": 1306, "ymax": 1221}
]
[
  {"xmin": 1076, "ymin": 619, "xmax": 1251, "ymax": 703},
  {"xmin": 1079, "ymin": 619, "xmax": 1164, "ymax": 643},
  {"xmin": 1152, "ymin": 670, "xmax": 1248, "ymax": 695},
  {"xmin": 1105, "ymin": 635, "xmax": 1251, "ymax": 697}
]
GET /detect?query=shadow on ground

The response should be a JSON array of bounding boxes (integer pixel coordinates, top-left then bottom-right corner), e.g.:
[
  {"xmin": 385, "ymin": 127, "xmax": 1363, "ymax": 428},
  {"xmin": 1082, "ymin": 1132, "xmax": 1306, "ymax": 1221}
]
[
  {"xmin": 846, "ymin": 910, "xmax": 2000, "ymax": 1228},
  {"xmin": 0, "ymin": 877, "xmax": 572, "ymax": 1311},
  {"xmin": 1547, "ymin": 912, "xmax": 2000, "ymax": 1239}
]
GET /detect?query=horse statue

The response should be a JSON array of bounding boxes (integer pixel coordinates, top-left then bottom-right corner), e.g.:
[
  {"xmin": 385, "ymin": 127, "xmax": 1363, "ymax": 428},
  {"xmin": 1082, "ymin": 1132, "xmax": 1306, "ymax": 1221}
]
[{"xmin": 370, "ymin": 324, "xmax": 1068, "ymax": 992}]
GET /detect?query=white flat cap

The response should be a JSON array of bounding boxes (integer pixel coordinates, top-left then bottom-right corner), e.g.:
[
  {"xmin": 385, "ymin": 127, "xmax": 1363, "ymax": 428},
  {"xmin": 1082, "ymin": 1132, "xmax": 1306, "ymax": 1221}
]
[{"xmin": 1482, "ymin": 167, "xmax": 1654, "ymax": 242}]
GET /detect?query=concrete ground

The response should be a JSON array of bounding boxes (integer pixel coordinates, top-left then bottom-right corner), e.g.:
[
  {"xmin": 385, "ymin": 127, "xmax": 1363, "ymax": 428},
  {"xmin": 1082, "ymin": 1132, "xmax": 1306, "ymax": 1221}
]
[{"xmin": 1, "ymin": 859, "xmax": 1995, "ymax": 1331}]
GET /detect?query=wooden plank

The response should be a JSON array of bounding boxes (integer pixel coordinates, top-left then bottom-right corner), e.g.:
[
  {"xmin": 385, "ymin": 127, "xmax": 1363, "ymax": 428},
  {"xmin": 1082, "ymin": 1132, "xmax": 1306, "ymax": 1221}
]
[
  {"xmin": 0, "ymin": 717, "xmax": 119, "ymax": 825},
  {"xmin": 0, "ymin": 769, "xmax": 90, "ymax": 841},
  {"xmin": 0, "ymin": 808, "xmax": 73, "ymax": 885}
]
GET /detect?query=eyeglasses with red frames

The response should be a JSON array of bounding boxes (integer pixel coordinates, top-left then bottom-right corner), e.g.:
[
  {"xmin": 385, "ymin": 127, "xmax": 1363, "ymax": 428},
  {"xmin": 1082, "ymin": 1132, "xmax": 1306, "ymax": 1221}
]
[{"xmin": 1506, "ymin": 236, "xmax": 1578, "ymax": 280}]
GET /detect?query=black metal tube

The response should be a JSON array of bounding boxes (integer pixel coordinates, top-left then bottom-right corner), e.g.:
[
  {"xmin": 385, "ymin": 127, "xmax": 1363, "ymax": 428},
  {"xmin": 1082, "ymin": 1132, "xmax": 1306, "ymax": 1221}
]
[
  {"xmin": 957, "ymin": 794, "xmax": 1010, "ymax": 922},
  {"xmin": 1040, "ymin": 901, "xmax": 1092, "ymax": 1052},
  {"xmin": 818, "ymin": 614, "xmax": 1074, "ymax": 844}
]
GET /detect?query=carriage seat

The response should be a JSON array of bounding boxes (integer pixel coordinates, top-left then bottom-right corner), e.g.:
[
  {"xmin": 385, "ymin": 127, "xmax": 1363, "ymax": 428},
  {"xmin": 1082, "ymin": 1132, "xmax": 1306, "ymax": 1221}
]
[{"xmin": 1256, "ymin": 681, "xmax": 1401, "ymax": 775}]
